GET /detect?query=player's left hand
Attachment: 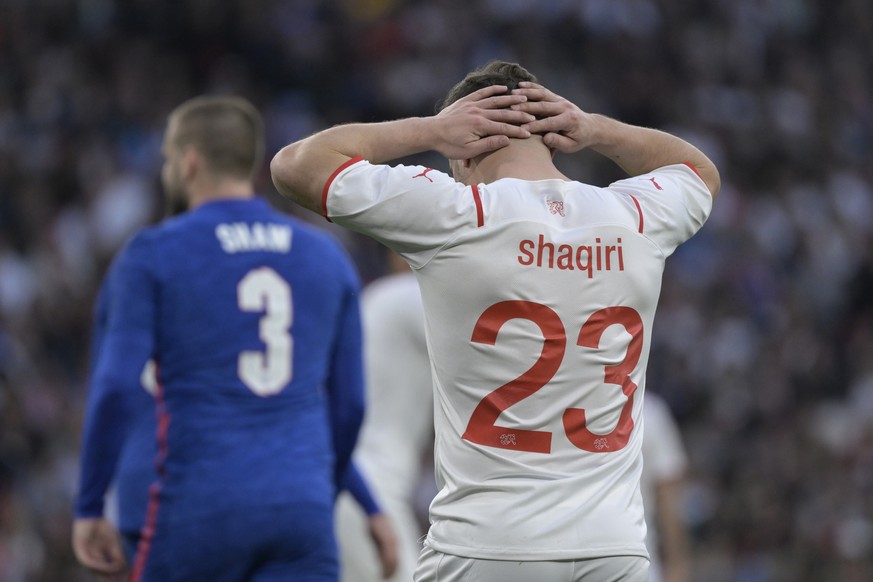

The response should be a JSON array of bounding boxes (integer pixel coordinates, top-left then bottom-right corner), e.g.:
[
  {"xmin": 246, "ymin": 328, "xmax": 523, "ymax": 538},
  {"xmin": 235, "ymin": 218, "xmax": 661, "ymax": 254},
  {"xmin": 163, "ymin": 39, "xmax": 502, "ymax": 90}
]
[
  {"xmin": 367, "ymin": 512, "xmax": 400, "ymax": 579},
  {"xmin": 431, "ymin": 85, "xmax": 534, "ymax": 160}
]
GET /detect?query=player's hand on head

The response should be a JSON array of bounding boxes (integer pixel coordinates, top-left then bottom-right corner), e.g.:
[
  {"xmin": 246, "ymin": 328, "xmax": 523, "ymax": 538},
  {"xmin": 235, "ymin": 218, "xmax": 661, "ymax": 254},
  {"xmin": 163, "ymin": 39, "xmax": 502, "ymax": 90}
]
[
  {"xmin": 72, "ymin": 517, "xmax": 128, "ymax": 577},
  {"xmin": 510, "ymin": 82, "xmax": 595, "ymax": 154},
  {"xmin": 432, "ymin": 84, "xmax": 533, "ymax": 160}
]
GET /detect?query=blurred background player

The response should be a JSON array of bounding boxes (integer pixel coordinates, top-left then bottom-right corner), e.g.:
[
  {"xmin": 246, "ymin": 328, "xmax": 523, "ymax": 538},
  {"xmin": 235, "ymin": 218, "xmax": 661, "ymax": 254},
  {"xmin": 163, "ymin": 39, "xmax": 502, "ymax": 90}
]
[
  {"xmin": 271, "ymin": 61, "xmax": 719, "ymax": 581},
  {"xmin": 336, "ymin": 249, "xmax": 434, "ymax": 582},
  {"xmin": 641, "ymin": 392, "xmax": 692, "ymax": 582},
  {"xmin": 72, "ymin": 95, "xmax": 365, "ymax": 581},
  {"xmin": 84, "ymin": 180, "xmax": 399, "ymax": 577}
]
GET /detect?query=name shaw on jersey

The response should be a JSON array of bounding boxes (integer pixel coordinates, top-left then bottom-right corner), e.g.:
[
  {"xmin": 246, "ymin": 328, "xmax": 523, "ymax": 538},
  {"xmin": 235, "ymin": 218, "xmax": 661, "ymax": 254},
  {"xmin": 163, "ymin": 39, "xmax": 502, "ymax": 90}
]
[
  {"xmin": 518, "ymin": 233, "xmax": 625, "ymax": 278},
  {"xmin": 215, "ymin": 222, "xmax": 292, "ymax": 254}
]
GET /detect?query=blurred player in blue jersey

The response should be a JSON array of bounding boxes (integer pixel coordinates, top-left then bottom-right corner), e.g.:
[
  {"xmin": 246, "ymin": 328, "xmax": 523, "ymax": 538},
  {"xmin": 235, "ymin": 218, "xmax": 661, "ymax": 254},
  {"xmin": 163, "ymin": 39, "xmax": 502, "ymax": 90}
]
[
  {"xmin": 86, "ymin": 275, "xmax": 397, "ymax": 578},
  {"xmin": 72, "ymin": 95, "xmax": 366, "ymax": 581}
]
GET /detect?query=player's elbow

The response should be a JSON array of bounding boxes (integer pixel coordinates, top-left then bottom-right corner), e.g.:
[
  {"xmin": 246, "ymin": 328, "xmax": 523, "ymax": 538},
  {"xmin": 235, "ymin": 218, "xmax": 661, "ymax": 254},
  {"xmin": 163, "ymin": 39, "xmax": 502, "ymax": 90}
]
[
  {"xmin": 705, "ymin": 164, "xmax": 721, "ymax": 201},
  {"xmin": 270, "ymin": 145, "xmax": 304, "ymax": 203},
  {"xmin": 271, "ymin": 144, "xmax": 324, "ymax": 215},
  {"xmin": 687, "ymin": 159, "xmax": 721, "ymax": 202}
]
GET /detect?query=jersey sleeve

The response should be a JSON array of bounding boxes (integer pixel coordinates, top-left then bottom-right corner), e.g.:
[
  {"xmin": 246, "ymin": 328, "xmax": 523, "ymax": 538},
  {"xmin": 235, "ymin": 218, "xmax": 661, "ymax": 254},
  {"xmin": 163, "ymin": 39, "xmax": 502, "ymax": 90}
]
[
  {"xmin": 74, "ymin": 232, "xmax": 159, "ymax": 518},
  {"xmin": 608, "ymin": 163, "xmax": 713, "ymax": 256},
  {"xmin": 324, "ymin": 257, "xmax": 366, "ymax": 491},
  {"xmin": 343, "ymin": 461, "xmax": 381, "ymax": 516},
  {"xmin": 324, "ymin": 159, "xmax": 481, "ymax": 268}
]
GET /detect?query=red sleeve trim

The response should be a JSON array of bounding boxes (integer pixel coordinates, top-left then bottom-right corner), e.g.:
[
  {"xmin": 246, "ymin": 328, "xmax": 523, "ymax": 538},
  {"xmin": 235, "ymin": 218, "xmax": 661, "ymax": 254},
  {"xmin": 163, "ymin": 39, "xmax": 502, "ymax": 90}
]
[
  {"xmin": 683, "ymin": 162, "xmax": 704, "ymax": 181},
  {"xmin": 471, "ymin": 184, "xmax": 484, "ymax": 228},
  {"xmin": 321, "ymin": 156, "xmax": 365, "ymax": 221},
  {"xmin": 630, "ymin": 194, "xmax": 644, "ymax": 234}
]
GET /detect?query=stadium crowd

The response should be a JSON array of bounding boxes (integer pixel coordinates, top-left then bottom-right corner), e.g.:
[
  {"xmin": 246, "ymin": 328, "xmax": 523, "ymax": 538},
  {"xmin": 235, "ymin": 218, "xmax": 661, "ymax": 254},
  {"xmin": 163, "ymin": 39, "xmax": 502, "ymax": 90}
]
[{"xmin": 0, "ymin": 0, "xmax": 871, "ymax": 580}]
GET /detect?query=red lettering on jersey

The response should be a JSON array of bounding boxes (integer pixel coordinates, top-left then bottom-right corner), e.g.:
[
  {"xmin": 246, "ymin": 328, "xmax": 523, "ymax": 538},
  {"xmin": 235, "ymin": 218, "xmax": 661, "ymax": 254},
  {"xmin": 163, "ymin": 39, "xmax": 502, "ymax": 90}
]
[
  {"xmin": 516, "ymin": 234, "xmax": 625, "ymax": 278},
  {"xmin": 518, "ymin": 239, "xmax": 535, "ymax": 265}
]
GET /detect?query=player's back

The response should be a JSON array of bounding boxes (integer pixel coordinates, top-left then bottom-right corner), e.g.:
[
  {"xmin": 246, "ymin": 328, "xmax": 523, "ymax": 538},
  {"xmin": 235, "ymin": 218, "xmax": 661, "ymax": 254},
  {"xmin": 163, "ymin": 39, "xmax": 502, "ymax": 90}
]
[
  {"xmin": 407, "ymin": 168, "xmax": 709, "ymax": 561},
  {"xmin": 417, "ymin": 177, "xmax": 659, "ymax": 560},
  {"xmin": 137, "ymin": 197, "xmax": 359, "ymax": 518},
  {"xmin": 324, "ymin": 157, "xmax": 710, "ymax": 563}
]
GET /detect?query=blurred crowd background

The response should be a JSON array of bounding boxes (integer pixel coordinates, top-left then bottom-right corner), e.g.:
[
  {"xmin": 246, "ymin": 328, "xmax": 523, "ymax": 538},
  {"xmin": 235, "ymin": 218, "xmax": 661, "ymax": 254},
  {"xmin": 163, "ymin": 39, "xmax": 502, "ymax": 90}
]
[{"xmin": 1, "ymin": 0, "xmax": 871, "ymax": 580}]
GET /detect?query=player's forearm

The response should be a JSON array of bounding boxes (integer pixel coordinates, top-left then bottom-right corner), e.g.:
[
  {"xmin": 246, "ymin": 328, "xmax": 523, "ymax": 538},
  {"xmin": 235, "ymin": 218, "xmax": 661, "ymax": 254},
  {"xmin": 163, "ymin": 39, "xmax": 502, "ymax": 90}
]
[
  {"xmin": 657, "ymin": 479, "xmax": 693, "ymax": 582},
  {"xmin": 326, "ymin": 293, "xmax": 366, "ymax": 486},
  {"xmin": 270, "ymin": 118, "xmax": 435, "ymax": 213},
  {"xmin": 344, "ymin": 462, "xmax": 381, "ymax": 515},
  {"xmin": 589, "ymin": 114, "xmax": 721, "ymax": 197},
  {"xmin": 75, "ymin": 391, "xmax": 131, "ymax": 517}
]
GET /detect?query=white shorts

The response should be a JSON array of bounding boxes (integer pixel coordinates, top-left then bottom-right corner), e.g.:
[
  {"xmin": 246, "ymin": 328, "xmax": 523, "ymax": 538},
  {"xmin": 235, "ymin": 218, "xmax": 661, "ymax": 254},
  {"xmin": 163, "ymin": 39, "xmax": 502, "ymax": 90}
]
[{"xmin": 413, "ymin": 546, "xmax": 649, "ymax": 582}]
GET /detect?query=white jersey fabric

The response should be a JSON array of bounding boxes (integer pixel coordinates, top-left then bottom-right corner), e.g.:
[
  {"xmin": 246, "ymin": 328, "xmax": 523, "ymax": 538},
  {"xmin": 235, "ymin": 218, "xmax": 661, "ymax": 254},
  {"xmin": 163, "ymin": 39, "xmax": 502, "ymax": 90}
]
[
  {"xmin": 640, "ymin": 393, "xmax": 689, "ymax": 582},
  {"xmin": 325, "ymin": 157, "xmax": 711, "ymax": 561},
  {"xmin": 337, "ymin": 271, "xmax": 433, "ymax": 582}
]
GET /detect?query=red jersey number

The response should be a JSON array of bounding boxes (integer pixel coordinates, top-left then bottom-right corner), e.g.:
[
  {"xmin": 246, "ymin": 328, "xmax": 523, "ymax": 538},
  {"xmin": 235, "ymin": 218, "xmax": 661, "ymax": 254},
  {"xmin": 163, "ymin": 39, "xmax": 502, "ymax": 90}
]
[{"xmin": 463, "ymin": 301, "xmax": 643, "ymax": 454}]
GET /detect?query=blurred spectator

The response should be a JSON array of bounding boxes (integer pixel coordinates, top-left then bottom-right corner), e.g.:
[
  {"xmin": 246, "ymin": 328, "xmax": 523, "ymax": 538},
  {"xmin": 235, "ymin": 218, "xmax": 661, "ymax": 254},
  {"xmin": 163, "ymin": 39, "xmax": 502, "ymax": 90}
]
[{"xmin": 0, "ymin": 0, "xmax": 871, "ymax": 579}]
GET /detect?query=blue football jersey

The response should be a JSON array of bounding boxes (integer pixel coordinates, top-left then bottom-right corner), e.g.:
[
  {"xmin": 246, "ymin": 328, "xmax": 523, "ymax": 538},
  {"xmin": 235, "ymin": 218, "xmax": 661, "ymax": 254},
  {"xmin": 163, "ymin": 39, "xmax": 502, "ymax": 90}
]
[
  {"xmin": 76, "ymin": 197, "xmax": 365, "ymax": 533},
  {"xmin": 87, "ymin": 278, "xmax": 157, "ymax": 536}
]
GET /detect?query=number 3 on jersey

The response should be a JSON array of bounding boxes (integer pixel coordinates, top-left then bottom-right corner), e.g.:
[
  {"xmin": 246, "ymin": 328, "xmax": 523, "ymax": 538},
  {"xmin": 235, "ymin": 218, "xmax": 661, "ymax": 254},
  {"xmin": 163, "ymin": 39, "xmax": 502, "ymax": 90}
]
[
  {"xmin": 237, "ymin": 267, "xmax": 293, "ymax": 396},
  {"xmin": 462, "ymin": 301, "xmax": 642, "ymax": 454}
]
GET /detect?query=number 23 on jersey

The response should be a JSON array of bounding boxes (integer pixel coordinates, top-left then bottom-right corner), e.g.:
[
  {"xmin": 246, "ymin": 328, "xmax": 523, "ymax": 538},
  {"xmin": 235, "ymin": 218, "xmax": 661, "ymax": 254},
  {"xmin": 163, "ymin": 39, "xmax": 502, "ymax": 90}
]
[{"xmin": 462, "ymin": 300, "xmax": 643, "ymax": 454}]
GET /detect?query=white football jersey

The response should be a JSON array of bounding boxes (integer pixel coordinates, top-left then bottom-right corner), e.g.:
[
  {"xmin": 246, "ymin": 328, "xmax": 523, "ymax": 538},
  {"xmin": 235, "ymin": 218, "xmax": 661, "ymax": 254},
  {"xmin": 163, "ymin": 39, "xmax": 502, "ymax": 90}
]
[
  {"xmin": 325, "ymin": 157, "xmax": 712, "ymax": 561},
  {"xmin": 335, "ymin": 270, "xmax": 433, "ymax": 582},
  {"xmin": 356, "ymin": 271, "xmax": 433, "ymax": 498}
]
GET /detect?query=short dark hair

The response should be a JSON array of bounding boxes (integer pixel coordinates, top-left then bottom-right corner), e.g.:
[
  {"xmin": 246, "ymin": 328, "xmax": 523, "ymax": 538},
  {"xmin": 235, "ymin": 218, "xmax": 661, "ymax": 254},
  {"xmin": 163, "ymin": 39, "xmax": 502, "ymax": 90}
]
[
  {"xmin": 438, "ymin": 61, "xmax": 538, "ymax": 112},
  {"xmin": 168, "ymin": 96, "xmax": 264, "ymax": 180}
]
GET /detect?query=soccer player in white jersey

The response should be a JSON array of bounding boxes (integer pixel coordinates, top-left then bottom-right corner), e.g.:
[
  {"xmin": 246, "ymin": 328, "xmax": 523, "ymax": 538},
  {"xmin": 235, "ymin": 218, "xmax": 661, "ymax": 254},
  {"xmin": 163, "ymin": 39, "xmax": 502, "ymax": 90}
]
[
  {"xmin": 641, "ymin": 393, "xmax": 692, "ymax": 582},
  {"xmin": 336, "ymin": 250, "xmax": 434, "ymax": 582},
  {"xmin": 271, "ymin": 61, "xmax": 720, "ymax": 581}
]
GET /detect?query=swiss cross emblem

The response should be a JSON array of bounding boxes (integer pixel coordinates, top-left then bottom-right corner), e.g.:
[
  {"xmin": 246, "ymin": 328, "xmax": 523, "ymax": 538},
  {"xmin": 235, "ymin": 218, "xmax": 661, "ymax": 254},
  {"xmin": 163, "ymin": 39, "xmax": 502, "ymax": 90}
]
[{"xmin": 546, "ymin": 200, "xmax": 565, "ymax": 217}]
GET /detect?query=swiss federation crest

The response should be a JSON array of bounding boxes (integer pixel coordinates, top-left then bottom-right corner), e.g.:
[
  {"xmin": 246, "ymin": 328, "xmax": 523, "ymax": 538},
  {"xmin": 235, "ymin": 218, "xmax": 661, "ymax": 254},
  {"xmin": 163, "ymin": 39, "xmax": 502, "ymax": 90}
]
[{"xmin": 546, "ymin": 200, "xmax": 565, "ymax": 217}]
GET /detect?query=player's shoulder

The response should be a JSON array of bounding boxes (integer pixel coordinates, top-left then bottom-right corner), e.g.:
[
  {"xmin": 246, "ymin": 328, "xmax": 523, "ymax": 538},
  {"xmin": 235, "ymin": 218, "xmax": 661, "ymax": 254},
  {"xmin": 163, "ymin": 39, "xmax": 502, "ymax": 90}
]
[
  {"xmin": 124, "ymin": 210, "xmax": 196, "ymax": 249},
  {"xmin": 346, "ymin": 160, "xmax": 461, "ymax": 190},
  {"xmin": 608, "ymin": 163, "xmax": 708, "ymax": 195},
  {"xmin": 115, "ymin": 221, "xmax": 165, "ymax": 257}
]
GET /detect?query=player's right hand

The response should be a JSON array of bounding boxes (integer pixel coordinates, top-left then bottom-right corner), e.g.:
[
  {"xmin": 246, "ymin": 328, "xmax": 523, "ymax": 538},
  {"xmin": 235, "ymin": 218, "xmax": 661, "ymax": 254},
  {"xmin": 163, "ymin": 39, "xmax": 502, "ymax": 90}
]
[
  {"xmin": 72, "ymin": 517, "xmax": 128, "ymax": 580},
  {"xmin": 510, "ymin": 82, "xmax": 596, "ymax": 154},
  {"xmin": 432, "ymin": 84, "xmax": 534, "ymax": 160}
]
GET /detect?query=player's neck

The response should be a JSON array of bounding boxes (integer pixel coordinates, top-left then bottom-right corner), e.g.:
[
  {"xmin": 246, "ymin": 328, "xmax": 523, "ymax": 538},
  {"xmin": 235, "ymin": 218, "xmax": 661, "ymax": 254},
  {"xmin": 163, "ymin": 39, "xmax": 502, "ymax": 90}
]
[
  {"xmin": 468, "ymin": 139, "xmax": 569, "ymax": 184},
  {"xmin": 187, "ymin": 177, "xmax": 255, "ymax": 209}
]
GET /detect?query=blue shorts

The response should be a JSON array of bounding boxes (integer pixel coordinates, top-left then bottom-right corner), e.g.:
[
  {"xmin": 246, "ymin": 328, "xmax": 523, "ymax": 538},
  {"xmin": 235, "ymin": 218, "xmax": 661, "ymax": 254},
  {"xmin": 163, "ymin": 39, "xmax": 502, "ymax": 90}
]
[{"xmin": 131, "ymin": 503, "xmax": 338, "ymax": 582}]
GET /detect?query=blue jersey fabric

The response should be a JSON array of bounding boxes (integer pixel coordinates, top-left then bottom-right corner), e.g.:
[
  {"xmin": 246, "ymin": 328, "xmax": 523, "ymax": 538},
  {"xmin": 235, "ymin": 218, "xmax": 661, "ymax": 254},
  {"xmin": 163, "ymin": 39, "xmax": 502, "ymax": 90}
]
[
  {"xmin": 88, "ymin": 279, "xmax": 158, "ymax": 537},
  {"xmin": 89, "ymin": 259, "xmax": 380, "ymax": 562},
  {"xmin": 75, "ymin": 197, "xmax": 365, "ymax": 580}
]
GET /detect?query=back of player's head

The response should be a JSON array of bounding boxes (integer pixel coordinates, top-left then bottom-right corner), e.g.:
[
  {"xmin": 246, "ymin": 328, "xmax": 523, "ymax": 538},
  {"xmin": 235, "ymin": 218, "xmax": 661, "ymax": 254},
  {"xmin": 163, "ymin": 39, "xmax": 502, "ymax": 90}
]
[
  {"xmin": 168, "ymin": 96, "xmax": 264, "ymax": 181},
  {"xmin": 438, "ymin": 61, "xmax": 538, "ymax": 112}
]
